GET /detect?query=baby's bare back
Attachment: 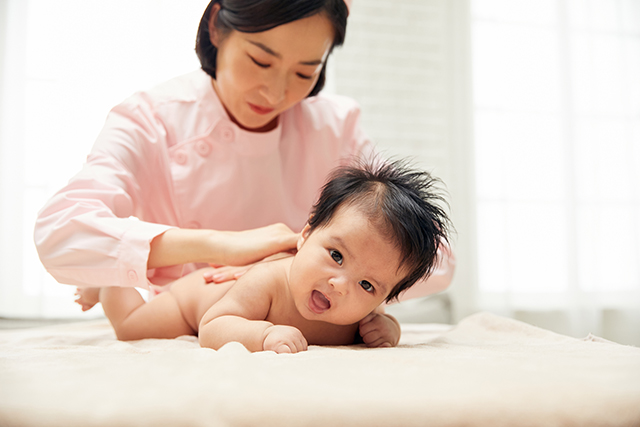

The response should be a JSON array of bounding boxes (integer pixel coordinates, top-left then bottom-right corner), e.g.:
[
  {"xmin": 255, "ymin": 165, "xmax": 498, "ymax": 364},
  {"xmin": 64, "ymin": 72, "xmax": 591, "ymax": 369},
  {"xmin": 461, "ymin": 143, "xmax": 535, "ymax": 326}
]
[{"xmin": 168, "ymin": 268, "xmax": 235, "ymax": 332}]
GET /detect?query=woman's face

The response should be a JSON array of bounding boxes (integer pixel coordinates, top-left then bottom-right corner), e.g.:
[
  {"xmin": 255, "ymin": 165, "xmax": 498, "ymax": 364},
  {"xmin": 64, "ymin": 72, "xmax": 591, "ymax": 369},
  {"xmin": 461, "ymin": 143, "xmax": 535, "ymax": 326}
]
[{"xmin": 210, "ymin": 10, "xmax": 334, "ymax": 132}]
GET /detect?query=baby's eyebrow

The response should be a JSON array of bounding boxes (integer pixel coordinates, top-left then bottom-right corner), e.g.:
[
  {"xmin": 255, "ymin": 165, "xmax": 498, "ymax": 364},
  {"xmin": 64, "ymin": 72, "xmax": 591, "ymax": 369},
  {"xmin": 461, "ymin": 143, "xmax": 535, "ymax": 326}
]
[
  {"xmin": 375, "ymin": 279, "xmax": 390, "ymax": 296},
  {"xmin": 331, "ymin": 236, "xmax": 353, "ymax": 259},
  {"xmin": 332, "ymin": 236, "xmax": 394, "ymax": 293}
]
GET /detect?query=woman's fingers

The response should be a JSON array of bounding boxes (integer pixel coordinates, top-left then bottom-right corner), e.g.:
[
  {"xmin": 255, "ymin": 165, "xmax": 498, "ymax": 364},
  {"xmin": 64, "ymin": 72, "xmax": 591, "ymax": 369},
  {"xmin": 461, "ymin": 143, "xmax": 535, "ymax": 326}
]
[{"xmin": 203, "ymin": 265, "xmax": 250, "ymax": 284}]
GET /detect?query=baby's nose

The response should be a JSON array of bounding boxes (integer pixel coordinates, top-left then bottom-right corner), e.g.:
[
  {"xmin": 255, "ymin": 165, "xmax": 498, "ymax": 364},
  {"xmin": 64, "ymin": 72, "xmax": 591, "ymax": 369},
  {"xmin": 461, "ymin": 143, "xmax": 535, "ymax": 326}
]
[{"xmin": 328, "ymin": 276, "xmax": 349, "ymax": 295}]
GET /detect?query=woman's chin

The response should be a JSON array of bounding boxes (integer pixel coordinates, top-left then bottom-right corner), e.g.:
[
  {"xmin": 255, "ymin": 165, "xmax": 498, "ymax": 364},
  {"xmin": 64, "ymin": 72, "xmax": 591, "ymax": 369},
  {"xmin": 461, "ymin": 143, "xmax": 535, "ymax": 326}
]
[{"xmin": 234, "ymin": 113, "xmax": 279, "ymax": 132}]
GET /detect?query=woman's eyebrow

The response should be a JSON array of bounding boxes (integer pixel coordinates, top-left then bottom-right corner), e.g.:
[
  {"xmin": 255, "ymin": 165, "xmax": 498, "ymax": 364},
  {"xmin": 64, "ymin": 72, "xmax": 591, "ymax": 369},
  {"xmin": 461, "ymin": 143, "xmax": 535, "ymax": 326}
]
[{"xmin": 248, "ymin": 40, "xmax": 323, "ymax": 66}]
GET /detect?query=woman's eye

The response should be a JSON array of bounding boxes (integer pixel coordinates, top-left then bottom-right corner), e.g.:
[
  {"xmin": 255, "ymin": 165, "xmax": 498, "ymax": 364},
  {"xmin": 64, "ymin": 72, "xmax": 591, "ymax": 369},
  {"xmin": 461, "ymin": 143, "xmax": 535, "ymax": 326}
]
[
  {"xmin": 359, "ymin": 280, "xmax": 374, "ymax": 293},
  {"xmin": 296, "ymin": 72, "xmax": 313, "ymax": 80},
  {"xmin": 249, "ymin": 56, "xmax": 270, "ymax": 68},
  {"xmin": 330, "ymin": 250, "xmax": 343, "ymax": 265}
]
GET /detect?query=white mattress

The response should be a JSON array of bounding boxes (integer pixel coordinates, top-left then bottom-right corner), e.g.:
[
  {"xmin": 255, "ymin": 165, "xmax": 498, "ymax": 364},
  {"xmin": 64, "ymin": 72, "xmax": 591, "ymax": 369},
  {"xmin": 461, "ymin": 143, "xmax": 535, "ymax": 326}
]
[{"xmin": 1, "ymin": 312, "xmax": 639, "ymax": 426}]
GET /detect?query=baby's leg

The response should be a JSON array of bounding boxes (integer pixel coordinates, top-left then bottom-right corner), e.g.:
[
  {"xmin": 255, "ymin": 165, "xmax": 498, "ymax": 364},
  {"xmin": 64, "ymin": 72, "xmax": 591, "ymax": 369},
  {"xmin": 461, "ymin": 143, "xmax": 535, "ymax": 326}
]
[{"xmin": 100, "ymin": 287, "xmax": 195, "ymax": 341}]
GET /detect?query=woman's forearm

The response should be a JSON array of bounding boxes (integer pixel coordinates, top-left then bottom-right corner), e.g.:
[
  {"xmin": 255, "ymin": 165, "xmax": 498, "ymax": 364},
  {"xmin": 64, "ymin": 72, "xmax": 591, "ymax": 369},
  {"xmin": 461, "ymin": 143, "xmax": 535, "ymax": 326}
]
[
  {"xmin": 147, "ymin": 228, "xmax": 219, "ymax": 269},
  {"xmin": 147, "ymin": 224, "xmax": 298, "ymax": 270}
]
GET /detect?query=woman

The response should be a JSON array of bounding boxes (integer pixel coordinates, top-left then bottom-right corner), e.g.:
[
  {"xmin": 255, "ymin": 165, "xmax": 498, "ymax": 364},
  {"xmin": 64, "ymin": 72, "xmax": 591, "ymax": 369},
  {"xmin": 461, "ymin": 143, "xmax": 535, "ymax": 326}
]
[{"xmin": 34, "ymin": 0, "xmax": 454, "ymax": 303}]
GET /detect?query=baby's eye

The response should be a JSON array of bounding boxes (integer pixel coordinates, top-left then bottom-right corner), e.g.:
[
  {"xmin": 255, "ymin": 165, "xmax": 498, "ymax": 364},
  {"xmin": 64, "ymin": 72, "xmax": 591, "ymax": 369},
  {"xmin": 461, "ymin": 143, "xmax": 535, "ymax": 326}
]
[
  {"xmin": 359, "ymin": 280, "xmax": 374, "ymax": 293},
  {"xmin": 330, "ymin": 250, "xmax": 343, "ymax": 265}
]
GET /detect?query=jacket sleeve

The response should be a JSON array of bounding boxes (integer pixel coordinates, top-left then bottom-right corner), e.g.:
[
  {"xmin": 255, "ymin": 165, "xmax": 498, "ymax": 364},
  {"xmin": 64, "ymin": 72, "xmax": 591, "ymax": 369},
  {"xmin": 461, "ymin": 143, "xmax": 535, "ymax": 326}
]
[{"xmin": 34, "ymin": 98, "xmax": 176, "ymax": 289}]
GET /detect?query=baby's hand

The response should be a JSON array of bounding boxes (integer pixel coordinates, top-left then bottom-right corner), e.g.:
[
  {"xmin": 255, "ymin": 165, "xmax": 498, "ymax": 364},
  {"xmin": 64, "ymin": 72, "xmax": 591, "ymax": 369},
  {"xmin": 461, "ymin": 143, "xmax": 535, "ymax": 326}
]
[
  {"xmin": 262, "ymin": 325, "xmax": 308, "ymax": 354},
  {"xmin": 358, "ymin": 313, "xmax": 401, "ymax": 348}
]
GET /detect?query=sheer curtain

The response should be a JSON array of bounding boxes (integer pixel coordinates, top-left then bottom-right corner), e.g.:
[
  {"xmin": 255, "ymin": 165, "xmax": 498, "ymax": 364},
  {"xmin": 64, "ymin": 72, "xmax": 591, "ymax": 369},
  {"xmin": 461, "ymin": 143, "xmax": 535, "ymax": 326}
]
[
  {"xmin": 0, "ymin": 0, "xmax": 209, "ymax": 318},
  {"xmin": 472, "ymin": 0, "xmax": 640, "ymax": 345}
]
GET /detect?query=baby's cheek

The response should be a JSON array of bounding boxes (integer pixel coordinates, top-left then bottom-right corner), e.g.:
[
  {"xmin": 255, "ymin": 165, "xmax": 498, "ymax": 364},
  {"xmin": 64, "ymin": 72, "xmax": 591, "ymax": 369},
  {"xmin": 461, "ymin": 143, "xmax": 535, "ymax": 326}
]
[
  {"xmin": 341, "ymin": 306, "xmax": 374, "ymax": 325},
  {"xmin": 328, "ymin": 309, "xmax": 361, "ymax": 326}
]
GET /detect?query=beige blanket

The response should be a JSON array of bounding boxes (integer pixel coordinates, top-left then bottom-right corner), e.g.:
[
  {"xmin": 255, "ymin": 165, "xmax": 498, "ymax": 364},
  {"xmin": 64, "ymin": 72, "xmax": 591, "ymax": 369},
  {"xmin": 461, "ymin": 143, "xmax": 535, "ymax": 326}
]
[{"xmin": 1, "ymin": 312, "xmax": 639, "ymax": 427}]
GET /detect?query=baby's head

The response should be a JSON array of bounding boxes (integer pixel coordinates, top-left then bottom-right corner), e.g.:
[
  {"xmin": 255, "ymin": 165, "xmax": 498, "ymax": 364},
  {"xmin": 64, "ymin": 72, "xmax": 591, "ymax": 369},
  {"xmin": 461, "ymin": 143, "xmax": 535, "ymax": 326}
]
[{"xmin": 307, "ymin": 159, "xmax": 451, "ymax": 303}]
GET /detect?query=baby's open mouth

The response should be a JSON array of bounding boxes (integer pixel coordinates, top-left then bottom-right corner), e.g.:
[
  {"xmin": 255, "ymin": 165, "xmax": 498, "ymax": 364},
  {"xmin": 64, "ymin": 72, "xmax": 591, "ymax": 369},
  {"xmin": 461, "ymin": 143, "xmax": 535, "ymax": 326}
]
[{"xmin": 310, "ymin": 290, "xmax": 331, "ymax": 313}]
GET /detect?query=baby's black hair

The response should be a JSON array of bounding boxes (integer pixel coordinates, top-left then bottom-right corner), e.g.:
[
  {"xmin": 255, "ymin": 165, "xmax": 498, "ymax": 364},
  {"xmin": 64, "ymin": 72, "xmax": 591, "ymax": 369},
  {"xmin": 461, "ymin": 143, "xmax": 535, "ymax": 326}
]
[{"xmin": 308, "ymin": 158, "xmax": 452, "ymax": 303}]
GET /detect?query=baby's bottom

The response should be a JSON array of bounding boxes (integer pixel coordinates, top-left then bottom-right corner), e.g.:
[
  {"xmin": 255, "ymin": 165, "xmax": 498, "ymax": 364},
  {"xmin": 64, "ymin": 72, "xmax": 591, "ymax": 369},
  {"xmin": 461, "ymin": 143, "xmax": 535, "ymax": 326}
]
[{"xmin": 101, "ymin": 287, "xmax": 195, "ymax": 341}]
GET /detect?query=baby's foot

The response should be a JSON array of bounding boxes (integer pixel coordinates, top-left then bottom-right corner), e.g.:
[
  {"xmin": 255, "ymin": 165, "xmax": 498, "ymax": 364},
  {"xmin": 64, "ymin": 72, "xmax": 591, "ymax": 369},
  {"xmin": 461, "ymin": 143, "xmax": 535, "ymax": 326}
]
[{"xmin": 74, "ymin": 287, "xmax": 100, "ymax": 311}]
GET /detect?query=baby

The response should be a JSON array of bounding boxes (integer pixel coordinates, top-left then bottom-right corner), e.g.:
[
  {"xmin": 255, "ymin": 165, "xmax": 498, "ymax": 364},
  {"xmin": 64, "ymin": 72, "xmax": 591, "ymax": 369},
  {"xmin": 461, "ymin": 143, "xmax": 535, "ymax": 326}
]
[{"xmin": 96, "ymin": 160, "xmax": 451, "ymax": 353}]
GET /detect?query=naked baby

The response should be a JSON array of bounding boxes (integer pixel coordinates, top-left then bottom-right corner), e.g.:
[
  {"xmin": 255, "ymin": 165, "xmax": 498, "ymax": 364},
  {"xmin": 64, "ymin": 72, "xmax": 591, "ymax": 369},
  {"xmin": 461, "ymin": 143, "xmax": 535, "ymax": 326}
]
[{"xmin": 92, "ymin": 160, "xmax": 451, "ymax": 353}]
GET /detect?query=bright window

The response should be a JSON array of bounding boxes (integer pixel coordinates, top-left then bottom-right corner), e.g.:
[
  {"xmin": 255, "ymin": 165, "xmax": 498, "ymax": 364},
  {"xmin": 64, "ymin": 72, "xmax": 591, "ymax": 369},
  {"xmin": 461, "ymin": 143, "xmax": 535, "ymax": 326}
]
[
  {"xmin": 472, "ymin": 0, "xmax": 640, "ymax": 310},
  {"xmin": 0, "ymin": 0, "xmax": 209, "ymax": 317}
]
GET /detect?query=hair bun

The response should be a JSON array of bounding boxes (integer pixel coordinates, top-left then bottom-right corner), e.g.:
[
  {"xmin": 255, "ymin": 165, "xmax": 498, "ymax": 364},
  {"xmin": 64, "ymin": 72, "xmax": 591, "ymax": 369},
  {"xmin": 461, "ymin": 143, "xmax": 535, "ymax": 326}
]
[{"xmin": 344, "ymin": 0, "xmax": 352, "ymax": 14}]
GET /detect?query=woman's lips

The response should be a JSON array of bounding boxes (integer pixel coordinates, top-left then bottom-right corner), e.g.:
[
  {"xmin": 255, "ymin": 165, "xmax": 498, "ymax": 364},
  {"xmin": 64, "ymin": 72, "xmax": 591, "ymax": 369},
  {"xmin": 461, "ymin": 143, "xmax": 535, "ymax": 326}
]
[
  {"xmin": 248, "ymin": 102, "xmax": 274, "ymax": 115},
  {"xmin": 309, "ymin": 290, "xmax": 331, "ymax": 314}
]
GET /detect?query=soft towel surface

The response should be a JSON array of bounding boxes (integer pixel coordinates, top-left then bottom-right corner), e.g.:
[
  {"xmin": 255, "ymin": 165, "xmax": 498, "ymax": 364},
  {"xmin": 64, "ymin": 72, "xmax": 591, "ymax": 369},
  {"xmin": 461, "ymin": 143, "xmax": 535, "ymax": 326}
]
[{"xmin": 1, "ymin": 312, "xmax": 639, "ymax": 427}]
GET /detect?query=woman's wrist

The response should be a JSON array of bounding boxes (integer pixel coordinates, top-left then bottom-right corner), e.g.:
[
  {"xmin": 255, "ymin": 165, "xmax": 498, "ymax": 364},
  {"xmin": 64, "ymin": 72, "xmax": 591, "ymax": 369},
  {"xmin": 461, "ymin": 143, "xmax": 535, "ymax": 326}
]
[{"xmin": 148, "ymin": 228, "xmax": 218, "ymax": 269}]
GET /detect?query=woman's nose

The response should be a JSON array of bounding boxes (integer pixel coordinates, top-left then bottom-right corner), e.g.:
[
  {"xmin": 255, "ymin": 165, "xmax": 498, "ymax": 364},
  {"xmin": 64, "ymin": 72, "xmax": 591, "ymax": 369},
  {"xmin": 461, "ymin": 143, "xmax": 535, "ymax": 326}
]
[{"xmin": 260, "ymin": 74, "xmax": 286, "ymax": 106}]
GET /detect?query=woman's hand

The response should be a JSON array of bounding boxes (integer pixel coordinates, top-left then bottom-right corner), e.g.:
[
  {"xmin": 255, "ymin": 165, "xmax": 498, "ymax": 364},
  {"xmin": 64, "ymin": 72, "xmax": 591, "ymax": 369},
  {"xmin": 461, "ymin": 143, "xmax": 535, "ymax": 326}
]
[
  {"xmin": 358, "ymin": 312, "xmax": 401, "ymax": 348},
  {"xmin": 213, "ymin": 223, "xmax": 298, "ymax": 267},
  {"xmin": 203, "ymin": 265, "xmax": 251, "ymax": 284},
  {"xmin": 203, "ymin": 251, "xmax": 295, "ymax": 284}
]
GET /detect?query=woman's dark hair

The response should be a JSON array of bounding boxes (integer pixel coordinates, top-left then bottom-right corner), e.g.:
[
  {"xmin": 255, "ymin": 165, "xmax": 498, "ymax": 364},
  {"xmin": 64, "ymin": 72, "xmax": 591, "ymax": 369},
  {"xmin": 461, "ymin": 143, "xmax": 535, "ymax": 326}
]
[
  {"xmin": 308, "ymin": 158, "xmax": 452, "ymax": 303},
  {"xmin": 195, "ymin": 0, "xmax": 348, "ymax": 97}
]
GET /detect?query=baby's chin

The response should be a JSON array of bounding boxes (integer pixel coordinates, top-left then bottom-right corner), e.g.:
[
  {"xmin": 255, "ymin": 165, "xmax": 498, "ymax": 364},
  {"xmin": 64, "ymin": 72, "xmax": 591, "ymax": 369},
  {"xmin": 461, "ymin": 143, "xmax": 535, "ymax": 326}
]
[
  {"xmin": 293, "ymin": 294, "xmax": 375, "ymax": 324},
  {"xmin": 299, "ymin": 309, "xmax": 366, "ymax": 326}
]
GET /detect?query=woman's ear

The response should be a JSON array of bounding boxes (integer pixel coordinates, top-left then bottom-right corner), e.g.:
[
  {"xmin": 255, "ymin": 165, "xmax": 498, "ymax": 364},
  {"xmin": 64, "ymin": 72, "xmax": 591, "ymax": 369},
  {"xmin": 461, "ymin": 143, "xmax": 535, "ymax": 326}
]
[
  {"xmin": 208, "ymin": 3, "xmax": 222, "ymax": 48},
  {"xmin": 297, "ymin": 224, "xmax": 312, "ymax": 251}
]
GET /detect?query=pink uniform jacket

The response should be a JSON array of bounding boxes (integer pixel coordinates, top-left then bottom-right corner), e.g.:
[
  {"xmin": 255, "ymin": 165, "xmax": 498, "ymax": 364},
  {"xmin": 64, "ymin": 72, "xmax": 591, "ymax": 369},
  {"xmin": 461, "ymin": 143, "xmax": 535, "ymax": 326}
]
[{"xmin": 34, "ymin": 70, "xmax": 455, "ymax": 296}]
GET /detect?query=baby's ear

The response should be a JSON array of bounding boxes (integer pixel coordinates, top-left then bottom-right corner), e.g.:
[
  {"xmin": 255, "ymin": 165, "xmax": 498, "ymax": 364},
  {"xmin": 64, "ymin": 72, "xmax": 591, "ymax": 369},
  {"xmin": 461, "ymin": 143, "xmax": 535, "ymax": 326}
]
[{"xmin": 297, "ymin": 224, "xmax": 312, "ymax": 250}]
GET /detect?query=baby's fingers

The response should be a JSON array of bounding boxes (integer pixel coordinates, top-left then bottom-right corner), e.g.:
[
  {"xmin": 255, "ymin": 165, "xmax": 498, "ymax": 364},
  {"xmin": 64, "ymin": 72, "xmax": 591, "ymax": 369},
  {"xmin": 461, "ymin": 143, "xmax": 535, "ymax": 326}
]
[
  {"xmin": 275, "ymin": 344, "xmax": 293, "ymax": 354},
  {"xmin": 295, "ymin": 336, "xmax": 309, "ymax": 353},
  {"xmin": 274, "ymin": 339, "xmax": 307, "ymax": 354},
  {"xmin": 284, "ymin": 337, "xmax": 308, "ymax": 354},
  {"xmin": 359, "ymin": 313, "xmax": 376, "ymax": 327},
  {"xmin": 360, "ymin": 328, "xmax": 382, "ymax": 344},
  {"xmin": 364, "ymin": 336, "xmax": 392, "ymax": 348},
  {"xmin": 358, "ymin": 315, "xmax": 381, "ymax": 338}
]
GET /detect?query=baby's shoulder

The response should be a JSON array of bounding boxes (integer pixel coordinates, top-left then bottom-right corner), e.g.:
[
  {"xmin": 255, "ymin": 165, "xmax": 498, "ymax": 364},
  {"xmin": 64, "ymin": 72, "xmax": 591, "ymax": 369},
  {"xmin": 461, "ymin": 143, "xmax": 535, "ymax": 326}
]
[{"xmin": 235, "ymin": 257, "xmax": 291, "ymax": 293}]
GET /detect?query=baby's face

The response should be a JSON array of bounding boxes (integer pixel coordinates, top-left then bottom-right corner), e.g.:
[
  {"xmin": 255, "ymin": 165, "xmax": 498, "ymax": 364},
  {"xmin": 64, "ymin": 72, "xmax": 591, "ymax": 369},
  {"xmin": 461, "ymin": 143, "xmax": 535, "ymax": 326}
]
[{"xmin": 288, "ymin": 205, "xmax": 407, "ymax": 325}]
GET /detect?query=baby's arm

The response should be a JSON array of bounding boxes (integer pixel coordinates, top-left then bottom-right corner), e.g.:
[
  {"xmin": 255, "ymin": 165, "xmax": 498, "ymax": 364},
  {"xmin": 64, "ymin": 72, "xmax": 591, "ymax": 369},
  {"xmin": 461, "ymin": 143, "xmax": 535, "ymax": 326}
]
[
  {"xmin": 200, "ymin": 315, "xmax": 307, "ymax": 353},
  {"xmin": 198, "ymin": 263, "xmax": 308, "ymax": 353},
  {"xmin": 358, "ymin": 306, "xmax": 401, "ymax": 348}
]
